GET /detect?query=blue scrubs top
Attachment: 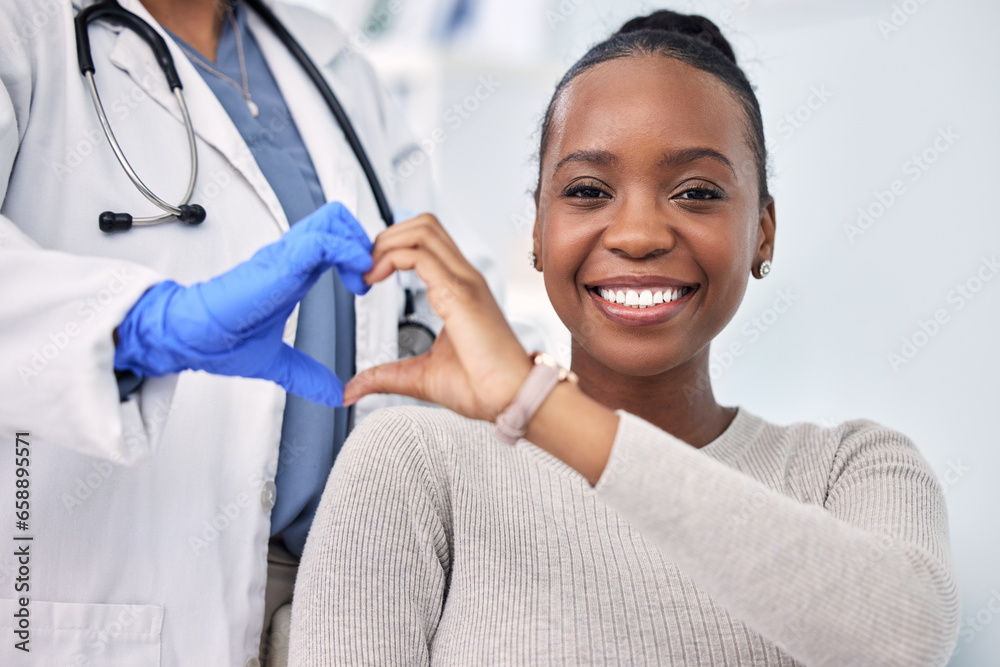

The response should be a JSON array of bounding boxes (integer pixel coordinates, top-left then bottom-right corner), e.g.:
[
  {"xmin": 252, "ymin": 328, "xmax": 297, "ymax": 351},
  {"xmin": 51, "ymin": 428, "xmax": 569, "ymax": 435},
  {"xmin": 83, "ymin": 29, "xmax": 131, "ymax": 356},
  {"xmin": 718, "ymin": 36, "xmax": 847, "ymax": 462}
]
[{"xmin": 169, "ymin": 1, "xmax": 355, "ymax": 556}]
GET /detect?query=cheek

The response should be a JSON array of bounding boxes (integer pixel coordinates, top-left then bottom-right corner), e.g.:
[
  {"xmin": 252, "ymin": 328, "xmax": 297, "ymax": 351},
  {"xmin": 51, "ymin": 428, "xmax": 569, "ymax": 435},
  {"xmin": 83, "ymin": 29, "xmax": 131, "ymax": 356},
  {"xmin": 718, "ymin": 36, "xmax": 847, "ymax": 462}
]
[
  {"xmin": 689, "ymin": 212, "xmax": 755, "ymax": 321},
  {"xmin": 688, "ymin": 202, "xmax": 757, "ymax": 272},
  {"xmin": 540, "ymin": 214, "xmax": 600, "ymax": 324},
  {"xmin": 701, "ymin": 229, "xmax": 750, "ymax": 278},
  {"xmin": 540, "ymin": 214, "xmax": 595, "ymax": 286}
]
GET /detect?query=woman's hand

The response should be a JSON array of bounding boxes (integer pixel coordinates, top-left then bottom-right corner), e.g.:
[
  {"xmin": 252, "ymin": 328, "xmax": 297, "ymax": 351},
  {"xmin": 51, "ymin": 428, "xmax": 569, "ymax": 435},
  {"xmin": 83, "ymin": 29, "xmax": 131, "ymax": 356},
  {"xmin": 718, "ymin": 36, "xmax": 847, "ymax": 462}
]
[
  {"xmin": 349, "ymin": 213, "xmax": 619, "ymax": 483},
  {"xmin": 343, "ymin": 214, "xmax": 532, "ymax": 421}
]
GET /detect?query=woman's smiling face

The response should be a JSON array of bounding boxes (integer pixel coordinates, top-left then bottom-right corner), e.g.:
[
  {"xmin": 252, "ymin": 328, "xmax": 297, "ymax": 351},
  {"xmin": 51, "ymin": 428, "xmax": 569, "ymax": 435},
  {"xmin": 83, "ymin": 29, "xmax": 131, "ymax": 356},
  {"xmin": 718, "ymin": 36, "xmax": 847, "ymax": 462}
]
[{"xmin": 534, "ymin": 54, "xmax": 775, "ymax": 380}]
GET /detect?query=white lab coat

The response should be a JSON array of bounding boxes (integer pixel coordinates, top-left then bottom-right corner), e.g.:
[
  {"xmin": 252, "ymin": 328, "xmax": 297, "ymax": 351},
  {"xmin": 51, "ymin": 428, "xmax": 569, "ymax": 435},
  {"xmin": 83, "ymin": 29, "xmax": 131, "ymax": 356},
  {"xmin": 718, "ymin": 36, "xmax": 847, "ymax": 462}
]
[{"xmin": 0, "ymin": 0, "xmax": 435, "ymax": 663}]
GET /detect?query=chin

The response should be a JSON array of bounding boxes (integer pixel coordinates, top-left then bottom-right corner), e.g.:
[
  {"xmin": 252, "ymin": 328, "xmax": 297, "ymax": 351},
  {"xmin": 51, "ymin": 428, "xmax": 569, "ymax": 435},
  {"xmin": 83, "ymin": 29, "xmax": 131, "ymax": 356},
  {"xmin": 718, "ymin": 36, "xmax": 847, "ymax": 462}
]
[{"xmin": 574, "ymin": 337, "xmax": 693, "ymax": 380}]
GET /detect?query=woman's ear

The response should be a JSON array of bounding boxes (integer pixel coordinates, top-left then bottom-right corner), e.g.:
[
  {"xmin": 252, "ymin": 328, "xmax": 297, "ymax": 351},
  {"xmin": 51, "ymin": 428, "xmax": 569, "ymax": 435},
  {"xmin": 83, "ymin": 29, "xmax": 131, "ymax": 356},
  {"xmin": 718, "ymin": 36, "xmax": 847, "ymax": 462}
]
[
  {"xmin": 532, "ymin": 211, "xmax": 543, "ymax": 272},
  {"xmin": 753, "ymin": 197, "xmax": 776, "ymax": 278}
]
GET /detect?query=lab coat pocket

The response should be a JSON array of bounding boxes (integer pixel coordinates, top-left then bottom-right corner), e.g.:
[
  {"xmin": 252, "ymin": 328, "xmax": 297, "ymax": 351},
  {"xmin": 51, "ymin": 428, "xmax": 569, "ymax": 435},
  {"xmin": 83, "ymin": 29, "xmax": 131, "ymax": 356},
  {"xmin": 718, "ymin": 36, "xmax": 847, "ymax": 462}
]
[{"xmin": 0, "ymin": 599, "xmax": 162, "ymax": 665}]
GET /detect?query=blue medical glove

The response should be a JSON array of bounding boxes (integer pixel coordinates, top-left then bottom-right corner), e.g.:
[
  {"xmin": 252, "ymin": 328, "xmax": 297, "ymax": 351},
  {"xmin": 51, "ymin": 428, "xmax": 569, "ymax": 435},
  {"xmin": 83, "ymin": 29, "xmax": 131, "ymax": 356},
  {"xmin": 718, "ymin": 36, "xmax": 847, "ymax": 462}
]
[{"xmin": 114, "ymin": 202, "xmax": 372, "ymax": 407}]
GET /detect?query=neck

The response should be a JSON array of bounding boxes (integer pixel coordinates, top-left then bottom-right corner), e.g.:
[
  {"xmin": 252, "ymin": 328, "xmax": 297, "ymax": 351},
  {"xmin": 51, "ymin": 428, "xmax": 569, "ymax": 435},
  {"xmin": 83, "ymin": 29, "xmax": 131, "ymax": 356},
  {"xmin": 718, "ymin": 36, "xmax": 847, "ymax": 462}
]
[
  {"xmin": 571, "ymin": 344, "xmax": 736, "ymax": 448},
  {"xmin": 141, "ymin": 0, "xmax": 228, "ymax": 62}
]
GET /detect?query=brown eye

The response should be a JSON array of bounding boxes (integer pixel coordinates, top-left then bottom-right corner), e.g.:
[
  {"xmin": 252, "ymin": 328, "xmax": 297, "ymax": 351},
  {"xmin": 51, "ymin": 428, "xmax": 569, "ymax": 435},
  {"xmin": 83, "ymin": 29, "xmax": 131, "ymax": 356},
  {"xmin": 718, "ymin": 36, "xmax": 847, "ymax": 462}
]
[
  {"xmin": 677, "ymin": 186, "xmax": 723, "ymax": 200},
  {"xmin": 563, "ymin": 179, "xmax": 612, "ymax": 200},
  {"xmin": 566, "ymin": 185, "xmax": 608, "ymax": 198}
]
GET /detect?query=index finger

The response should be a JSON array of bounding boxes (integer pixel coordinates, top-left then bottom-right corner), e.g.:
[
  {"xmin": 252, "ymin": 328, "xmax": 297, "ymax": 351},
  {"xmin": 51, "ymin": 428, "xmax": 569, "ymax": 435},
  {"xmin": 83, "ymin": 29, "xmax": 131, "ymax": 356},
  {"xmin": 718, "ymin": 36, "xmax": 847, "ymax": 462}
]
[{"xmin": 371, "ymin": 214, "xmax": 463, "ymax": 264}]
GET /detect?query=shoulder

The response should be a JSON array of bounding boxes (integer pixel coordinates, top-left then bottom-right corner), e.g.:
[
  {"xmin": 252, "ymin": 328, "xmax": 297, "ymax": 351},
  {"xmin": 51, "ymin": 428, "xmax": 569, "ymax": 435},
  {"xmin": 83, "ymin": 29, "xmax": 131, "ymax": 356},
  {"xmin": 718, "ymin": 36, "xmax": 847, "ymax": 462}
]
[
  {"xmin": 2, "ymin": 0, "xmax": 74, "ymax": 19},
  {"xmin": 339, "ymin": 407, "xmax": 498, "ymax": 522},
  {"xmin": 346, "ymin": 405, "xmax": 494, "ymax": 473},
  {"xmin": 822, "ymin": 418, "xmax": 938, "ymax": 493},
  {"xmin": 1, "ymin": 0, "xmax": 75, "ymax": 67},
  {"xmin": 740, "ymin": 409, "xmax": 922, "ymax": 462},
  {"xmin": 3, "ymin": 0, "xmax": 91, "ymax": 45},
  {"xmin": 267, "ymin": 1, "xmax": 397, "ymax": 134},
  {"xmin": 779, "ymin": 416, "xmax": 928, "ymax": 473},
  {"xmin": 352, "ymin": 405, "xmax": 491, "ymax": 442},
  {"xmin": 674, "ymin": 408, "xmax": 935, "ymax": 505},
  {"xmin": 745, "ymin": 411, "xmax": 937, "ymax": 498},
  {"xmin": 269, "ymin": 0, "xmax": 350, "ymax": 52}
]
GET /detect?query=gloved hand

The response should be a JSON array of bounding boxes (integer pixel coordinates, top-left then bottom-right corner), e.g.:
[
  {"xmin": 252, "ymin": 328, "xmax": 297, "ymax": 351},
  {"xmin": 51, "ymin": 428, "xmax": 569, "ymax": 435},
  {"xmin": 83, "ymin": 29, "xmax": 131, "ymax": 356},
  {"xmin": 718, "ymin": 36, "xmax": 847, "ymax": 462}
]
[{"xmin": 114, "ymin": 202, "xmax": 373, "ymax": 407}]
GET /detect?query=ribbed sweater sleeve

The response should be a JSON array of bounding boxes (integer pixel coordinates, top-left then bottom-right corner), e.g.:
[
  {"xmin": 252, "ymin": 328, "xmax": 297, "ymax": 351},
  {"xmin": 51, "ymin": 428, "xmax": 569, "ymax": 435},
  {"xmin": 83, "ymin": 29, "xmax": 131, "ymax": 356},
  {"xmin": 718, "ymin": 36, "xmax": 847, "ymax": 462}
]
[
  {"xmin": 291, "ymin": 407, "xmax": 960, "ymax": 665},
  {"xmin": 289, "ymin": 409, "xmax": 451, "ymax": 666},
  {"xmin": 594, "ymin": 411, "xmax": 961, "ymax": 666}
]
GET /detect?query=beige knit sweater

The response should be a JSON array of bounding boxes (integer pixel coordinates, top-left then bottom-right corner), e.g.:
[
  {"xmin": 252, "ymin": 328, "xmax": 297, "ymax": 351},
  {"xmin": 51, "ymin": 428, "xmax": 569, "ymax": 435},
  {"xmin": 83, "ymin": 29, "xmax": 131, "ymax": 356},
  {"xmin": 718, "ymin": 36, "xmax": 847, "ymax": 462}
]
[{"xmin": 290, "ymin": 406, "xmax": 960, "ymax": 665}]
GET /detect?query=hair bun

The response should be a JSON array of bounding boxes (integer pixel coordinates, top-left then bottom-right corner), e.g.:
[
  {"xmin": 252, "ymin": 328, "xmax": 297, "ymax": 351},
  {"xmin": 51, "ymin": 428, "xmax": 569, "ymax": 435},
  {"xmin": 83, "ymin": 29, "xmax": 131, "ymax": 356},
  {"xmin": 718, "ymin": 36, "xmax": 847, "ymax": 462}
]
[{"xmin": 617, "ymin": 11, "xmax": 737, "ymax": 65}]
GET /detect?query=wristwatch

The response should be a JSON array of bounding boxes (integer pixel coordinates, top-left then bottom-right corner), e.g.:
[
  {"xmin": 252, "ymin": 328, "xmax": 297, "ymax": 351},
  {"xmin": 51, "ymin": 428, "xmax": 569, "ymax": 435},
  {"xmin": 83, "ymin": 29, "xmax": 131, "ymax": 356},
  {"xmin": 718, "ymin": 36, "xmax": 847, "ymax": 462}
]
[{"xmin": 494, "ymin": 352, "xmax": 578, "ymax": 445}]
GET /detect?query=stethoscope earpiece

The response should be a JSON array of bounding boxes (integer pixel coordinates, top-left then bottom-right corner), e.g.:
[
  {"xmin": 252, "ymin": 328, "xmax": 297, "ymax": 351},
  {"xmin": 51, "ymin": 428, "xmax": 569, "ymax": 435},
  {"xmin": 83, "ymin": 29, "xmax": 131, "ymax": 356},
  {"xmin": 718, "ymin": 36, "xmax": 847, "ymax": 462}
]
[
  {"xmin": 78, "ymin": 0, "xmax": 201, "ymax": 232},
  {"xmin": 178, "ymin": 204, "xmax": 207, "ymax": 225},
  {"xmin": 98, "ymin": 204, "xmax": 204, "ymax": 233},
  {"xmin": 99, "ymin": 211, "xmax": 133, "ymax": 233}
]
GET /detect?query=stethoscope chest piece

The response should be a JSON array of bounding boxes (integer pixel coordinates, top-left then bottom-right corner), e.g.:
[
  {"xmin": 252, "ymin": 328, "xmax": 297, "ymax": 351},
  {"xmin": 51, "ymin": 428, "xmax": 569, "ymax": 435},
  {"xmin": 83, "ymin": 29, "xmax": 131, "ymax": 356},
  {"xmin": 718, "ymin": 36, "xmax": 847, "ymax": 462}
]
[
  {"xmin": 397, "ymin": 289, "xmax": 435, "ymax": 357},
  {"xmin": 398, "ymin": 320, "xmax": 435, "ymax": 358}
]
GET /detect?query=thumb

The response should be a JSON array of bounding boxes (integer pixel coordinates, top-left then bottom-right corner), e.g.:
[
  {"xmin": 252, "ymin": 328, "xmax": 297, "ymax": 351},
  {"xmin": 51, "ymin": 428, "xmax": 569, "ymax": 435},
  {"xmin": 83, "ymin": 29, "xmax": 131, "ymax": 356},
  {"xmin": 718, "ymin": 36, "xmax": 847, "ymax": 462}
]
[
  {"xmin": 261, "ymin": 344, "xmax": 345, "ymax": 408},
  {"xmin": 343, "ymin": 356, "xmax": 429, "ymax": 406}
]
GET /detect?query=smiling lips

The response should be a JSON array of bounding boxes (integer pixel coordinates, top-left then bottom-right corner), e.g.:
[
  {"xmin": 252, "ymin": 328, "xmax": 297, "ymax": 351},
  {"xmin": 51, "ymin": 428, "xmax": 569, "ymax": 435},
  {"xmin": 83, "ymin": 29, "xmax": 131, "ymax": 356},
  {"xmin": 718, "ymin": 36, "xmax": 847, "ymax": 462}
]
[
  {"xmin": 596, "ymin": 286, "xmax": 693, "ymax": 309},
  {"xmin": 587, "ymin": 281, "xmax": 697, "ymax": 326}
]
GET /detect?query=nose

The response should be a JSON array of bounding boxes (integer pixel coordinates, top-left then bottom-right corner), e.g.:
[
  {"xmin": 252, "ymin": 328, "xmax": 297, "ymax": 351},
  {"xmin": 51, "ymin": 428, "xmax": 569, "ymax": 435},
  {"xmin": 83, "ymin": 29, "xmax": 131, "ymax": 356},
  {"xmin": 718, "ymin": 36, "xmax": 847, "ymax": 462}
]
[{"xmin": 602, "ymin": 197, "xmax": 676, "ymax": 259}]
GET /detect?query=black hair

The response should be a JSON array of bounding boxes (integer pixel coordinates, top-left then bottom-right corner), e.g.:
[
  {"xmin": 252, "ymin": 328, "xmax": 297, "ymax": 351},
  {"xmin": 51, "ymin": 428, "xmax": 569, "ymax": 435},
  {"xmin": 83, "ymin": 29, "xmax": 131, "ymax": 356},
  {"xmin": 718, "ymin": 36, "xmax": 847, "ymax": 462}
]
[{"xmin": 535, "ymin": 10, "xmax": 769, "ymax": 205}]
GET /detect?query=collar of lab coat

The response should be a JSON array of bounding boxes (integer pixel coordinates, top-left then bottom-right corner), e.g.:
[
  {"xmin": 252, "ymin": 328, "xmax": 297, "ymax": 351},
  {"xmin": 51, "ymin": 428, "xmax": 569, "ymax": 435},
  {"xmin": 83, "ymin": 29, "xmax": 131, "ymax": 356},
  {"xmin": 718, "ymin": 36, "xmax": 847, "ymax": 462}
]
[
  {"xmin": 73, "ymin": 0, "xmax": 353, "ymax": 234},
  {"xmin": 246, "ymin": 8, "xmax": 369, "ymax": 239},
  {"xmin": 255, "ymin": 0, "xmax": 349, "ymax": 69},
  {"xmin": 71, "ymin": 0, "xmax": 349, "ymax": 64}
]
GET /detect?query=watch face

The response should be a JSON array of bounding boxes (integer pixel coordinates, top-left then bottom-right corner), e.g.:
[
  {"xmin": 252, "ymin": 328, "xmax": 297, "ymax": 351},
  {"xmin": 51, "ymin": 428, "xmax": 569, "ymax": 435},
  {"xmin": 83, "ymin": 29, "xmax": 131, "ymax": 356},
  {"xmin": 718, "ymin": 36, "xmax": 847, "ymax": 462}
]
[{"xmin": 398, "ymin": 321, "xmax": 435, "ymax": 358}]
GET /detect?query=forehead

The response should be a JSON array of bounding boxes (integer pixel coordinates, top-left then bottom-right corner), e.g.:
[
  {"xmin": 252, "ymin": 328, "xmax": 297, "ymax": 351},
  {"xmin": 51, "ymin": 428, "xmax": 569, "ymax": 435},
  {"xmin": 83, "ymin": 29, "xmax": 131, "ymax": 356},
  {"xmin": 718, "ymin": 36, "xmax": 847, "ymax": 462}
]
[{"xmin": 546, "ymin": 55, "xmax": 751, "ymax": 171}]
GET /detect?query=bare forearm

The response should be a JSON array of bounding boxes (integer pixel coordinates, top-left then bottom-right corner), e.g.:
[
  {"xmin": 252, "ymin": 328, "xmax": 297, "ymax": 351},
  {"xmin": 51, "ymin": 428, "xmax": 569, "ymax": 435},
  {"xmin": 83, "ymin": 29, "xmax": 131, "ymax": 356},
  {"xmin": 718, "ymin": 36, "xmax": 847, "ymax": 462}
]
[{"xmin": 522, "ymin": 383, "xmax": 619, "ymax": 485}]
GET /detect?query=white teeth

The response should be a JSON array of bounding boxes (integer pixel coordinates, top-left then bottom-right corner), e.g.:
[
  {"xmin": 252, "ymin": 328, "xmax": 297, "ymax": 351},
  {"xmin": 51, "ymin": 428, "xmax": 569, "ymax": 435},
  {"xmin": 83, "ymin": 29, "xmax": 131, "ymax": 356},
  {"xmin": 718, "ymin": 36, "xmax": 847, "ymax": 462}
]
[{"xmin": 597, "ymin": 286, "xmax": 690, "ymax": 308}]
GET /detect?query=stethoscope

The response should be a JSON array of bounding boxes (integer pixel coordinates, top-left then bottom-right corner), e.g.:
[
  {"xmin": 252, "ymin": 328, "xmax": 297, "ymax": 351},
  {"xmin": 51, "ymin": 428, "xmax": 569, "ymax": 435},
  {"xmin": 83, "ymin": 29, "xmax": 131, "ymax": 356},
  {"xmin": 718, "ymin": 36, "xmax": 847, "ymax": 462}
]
[{"xmin": 74, "ymin": 0, "xmax": 435, "ymax": 357}]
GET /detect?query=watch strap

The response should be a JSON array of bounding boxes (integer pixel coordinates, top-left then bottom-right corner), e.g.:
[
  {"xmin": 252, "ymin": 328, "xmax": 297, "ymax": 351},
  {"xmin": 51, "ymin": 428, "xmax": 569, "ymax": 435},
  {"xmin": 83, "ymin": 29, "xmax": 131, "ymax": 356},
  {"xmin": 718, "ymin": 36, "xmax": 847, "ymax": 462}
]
[{"xmin": 495, "ymin": 353, "xmax": 573, "ymax": 445}]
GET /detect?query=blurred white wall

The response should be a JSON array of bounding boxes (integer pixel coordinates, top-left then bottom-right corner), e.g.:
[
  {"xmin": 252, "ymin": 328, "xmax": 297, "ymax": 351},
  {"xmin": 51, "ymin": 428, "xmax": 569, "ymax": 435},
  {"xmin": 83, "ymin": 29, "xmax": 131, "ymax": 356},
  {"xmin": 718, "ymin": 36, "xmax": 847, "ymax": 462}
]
[{"xmin": 297, "ymin": 0, "xmax": 1000, "ymax": 662}]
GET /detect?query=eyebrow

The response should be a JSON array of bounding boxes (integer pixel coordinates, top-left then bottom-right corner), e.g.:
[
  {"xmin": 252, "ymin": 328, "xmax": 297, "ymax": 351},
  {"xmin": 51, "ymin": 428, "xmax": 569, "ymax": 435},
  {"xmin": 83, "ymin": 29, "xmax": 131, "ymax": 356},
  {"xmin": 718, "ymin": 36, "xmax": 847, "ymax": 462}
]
[
  {"xmin": 553, "ymin": 146, "xmax": 736, "ymax": 177},
  {"xmin": 554, "ymin": 149, "xmax": 619, "ymax": 173},
  {"xmin": 658, "ymin": 147, "xmax": 736, "ymax": 176}
]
